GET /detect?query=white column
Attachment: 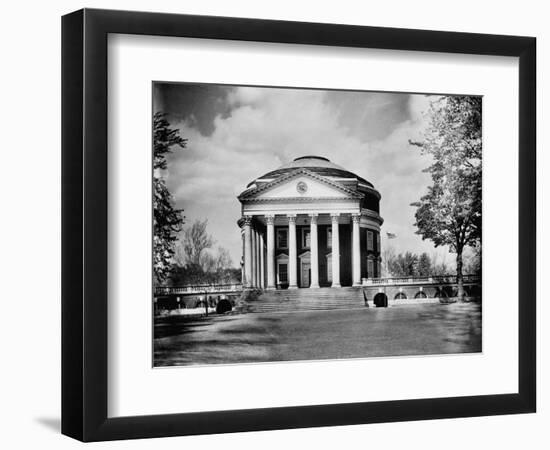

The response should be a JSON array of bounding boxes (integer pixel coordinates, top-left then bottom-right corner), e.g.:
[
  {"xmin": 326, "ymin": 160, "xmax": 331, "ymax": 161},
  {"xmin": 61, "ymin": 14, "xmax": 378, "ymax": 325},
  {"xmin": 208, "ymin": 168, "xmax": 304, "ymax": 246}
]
[
  {"xmin": 243, "ymin": 216, "xmax": 253, "ymax": 288},
  {"xmin": 255, "ymin": 228, "xmax": 260, "ymax": 288},
  {"xmin": 288, "ymin": 214, "xmax": 298, "ymax": 289},
  {"xmin": 266, "ymin": 215, "xmax": 276, "ymax": 289},
  {"xmin": 309, "ymin": 214, "xmax": 320, "ymax": 288},
  {"xmin": 331, "ymin": 213, "xmax": 341, "ymax": 287},
  {"xmin": 256, "ymin": 229, "xmax": 261, "ymax": 288},
  {"xmin": 251, "ymin": 226, "xmax": 257, "ymax": 288},
  {"xmin": 259, "ymin": 231, "xmax": 265, "ymax": 289},
  {"xmin": 352, "ymin": 213, "xmax": 362, "ymax": 286}
]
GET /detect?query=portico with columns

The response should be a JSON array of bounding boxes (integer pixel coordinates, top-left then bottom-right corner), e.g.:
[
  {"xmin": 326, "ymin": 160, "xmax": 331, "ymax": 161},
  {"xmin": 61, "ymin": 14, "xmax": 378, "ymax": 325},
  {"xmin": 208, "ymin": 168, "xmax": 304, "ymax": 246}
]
[{"xmin": 238, "ymin": 156, "xmax": 383, "ymax": 290}]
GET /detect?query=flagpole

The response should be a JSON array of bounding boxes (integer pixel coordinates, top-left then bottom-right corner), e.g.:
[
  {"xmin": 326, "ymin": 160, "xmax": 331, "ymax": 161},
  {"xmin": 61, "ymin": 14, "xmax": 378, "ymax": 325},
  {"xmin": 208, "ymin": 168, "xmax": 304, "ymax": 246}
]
[{"xmin": 384, "ymin": 232, "xmax": 397, "ymax": 278}]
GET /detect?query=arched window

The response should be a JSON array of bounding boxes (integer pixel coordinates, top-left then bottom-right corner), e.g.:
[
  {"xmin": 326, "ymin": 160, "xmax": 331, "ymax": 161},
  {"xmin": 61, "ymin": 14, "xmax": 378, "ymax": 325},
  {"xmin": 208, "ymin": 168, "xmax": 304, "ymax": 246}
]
[
  {"xmin": 414, "ymin": 291, "xmax": 427, "ymax": 299},
  {"xmin": 394, "ymin": 292, "xmax": 407, "ymax": 300}
]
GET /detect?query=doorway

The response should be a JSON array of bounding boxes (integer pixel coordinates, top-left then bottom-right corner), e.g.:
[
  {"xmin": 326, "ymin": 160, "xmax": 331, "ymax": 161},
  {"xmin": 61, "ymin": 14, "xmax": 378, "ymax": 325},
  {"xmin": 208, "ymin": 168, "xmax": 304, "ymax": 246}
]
[
  {"xmin": 301, "ymin": 262, "xmax": 311, "ymax": 288},
  {"xmin": 373, "ymin": 293, "xmax": 388, "ymax": 307}
]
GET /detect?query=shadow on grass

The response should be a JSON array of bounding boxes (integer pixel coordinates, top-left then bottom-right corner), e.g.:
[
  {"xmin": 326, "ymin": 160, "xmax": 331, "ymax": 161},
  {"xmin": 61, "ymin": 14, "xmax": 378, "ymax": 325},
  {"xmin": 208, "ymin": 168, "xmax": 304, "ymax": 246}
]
[
  {"xmin": 154, "ymin": 304, "xmax": 482, "ymax": 367},
  {"xmin": 153, "ymin": 313, "xmax": 283, "ymax": 366},
  {"xmin": 154, "ymin": 315, "xmax": 217, "ymax": 339},
  {"xmin": 154, "ymin": 313, "xmax": 282, "ymax": 339}
]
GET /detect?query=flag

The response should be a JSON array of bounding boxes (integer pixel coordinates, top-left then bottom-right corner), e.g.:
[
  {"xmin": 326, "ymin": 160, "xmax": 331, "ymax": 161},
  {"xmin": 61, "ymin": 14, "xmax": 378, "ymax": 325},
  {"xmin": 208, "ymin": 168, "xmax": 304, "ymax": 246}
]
[{"xmin": 386, "ymin": 232, "xmax": 397, "ymax": 239}]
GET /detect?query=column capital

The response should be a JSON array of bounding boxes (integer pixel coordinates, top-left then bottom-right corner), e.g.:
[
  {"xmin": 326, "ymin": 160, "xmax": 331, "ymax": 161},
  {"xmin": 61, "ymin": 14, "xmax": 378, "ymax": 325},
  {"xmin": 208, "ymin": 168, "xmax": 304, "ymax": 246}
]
[
  {"xmin": 330, "ymin": 213, "xmax": 340, "ymax": 223},
  {"xmin": 242, "ymin": 215, "xmax": 253, "ymax": 226},
  {"xmin": 265, "ymin": 215, "xmax": 275, "ymax": 225},
  {"xmin": 308, "ymin": 213, "xmax": 319, "ymax": 224},
  {"xmin": 352, "ymin": 213, "xmax": 361, "ymax": 224},
  {"xmin": 287, "ymin": 214, "xmax": 297, "ymax": 224}
]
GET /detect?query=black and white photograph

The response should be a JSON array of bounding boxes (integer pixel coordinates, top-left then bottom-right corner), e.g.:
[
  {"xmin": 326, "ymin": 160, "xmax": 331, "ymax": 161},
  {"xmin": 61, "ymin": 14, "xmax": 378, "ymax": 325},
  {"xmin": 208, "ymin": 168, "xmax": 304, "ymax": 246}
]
[
  {"xmin": 0, "ymin": 0, "xmax": 542, "ymax": 446},
  {"xmin": 152, "ymin": 83, "xmax": 482, "ymax": 367}
]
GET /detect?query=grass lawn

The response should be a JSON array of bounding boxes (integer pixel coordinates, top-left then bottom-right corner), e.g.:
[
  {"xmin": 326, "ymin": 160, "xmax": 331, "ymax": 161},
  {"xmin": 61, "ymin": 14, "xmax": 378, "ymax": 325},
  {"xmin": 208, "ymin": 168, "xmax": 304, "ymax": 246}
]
[{"xmin": 153, "ymin": 303, "xmax": 481, "ymax": 367}]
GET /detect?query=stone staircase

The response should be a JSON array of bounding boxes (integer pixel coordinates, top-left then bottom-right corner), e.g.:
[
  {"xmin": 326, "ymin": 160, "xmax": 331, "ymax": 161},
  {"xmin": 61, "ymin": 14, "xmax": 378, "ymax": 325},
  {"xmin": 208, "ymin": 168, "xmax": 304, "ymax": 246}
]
[{"xmin": 246, "ymin": 287, "xmax": 366, "ymax": 313}]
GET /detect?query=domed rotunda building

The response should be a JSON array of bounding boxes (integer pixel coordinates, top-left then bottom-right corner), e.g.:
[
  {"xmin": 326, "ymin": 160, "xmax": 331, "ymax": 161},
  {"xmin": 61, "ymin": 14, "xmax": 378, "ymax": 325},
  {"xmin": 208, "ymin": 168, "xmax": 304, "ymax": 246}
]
[{"xmin": 237, "ymin": 156, "xmax": 383, "ymax": 290}]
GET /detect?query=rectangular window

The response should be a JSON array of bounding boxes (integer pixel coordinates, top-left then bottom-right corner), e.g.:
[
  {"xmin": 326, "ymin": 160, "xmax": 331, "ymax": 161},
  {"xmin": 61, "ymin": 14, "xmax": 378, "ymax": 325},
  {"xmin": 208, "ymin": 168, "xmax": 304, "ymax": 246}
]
[
  {"xmin": 278, "ymin": 263, "xmax": 288, "ymax": 283},
  {"xmin": 327, "ymin": 256, "xmax": 333, "ymax": 282},
  {"xmin": 327, "ymin": 229, "xmax": 332, "ymax": 248},
  {"xmin": 277, "ymin": 229, "xmax": 288, "ymax": 249},
  {"xmin": 302, "ymin": 229, "xmax": 311, "ymax": 248},
  {"xmin": 367, "ymin": 259, "xmax": 374, "ymax": 277},
  {"xmin": 376, "ymin": 232, "xmax": 380, "ymax": 252},
  {"xmin": 367, "ymin": 230, "xmax": 374, "ymax": 251}
]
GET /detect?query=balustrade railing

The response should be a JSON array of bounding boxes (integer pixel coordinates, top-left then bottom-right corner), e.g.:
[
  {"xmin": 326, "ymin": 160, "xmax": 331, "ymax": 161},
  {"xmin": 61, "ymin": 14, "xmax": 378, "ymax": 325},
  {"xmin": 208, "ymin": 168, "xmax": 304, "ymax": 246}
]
[
  {"xmin": 364, "ymin": 275, "xmax": 480, "ymax": 286},
  {"xmin": 155, "ymin": 276, "xmax": 480, "ymax": 294},
  {"xmin": 155, "ymin": 283, "xmax": 243, "ymax": 296}
]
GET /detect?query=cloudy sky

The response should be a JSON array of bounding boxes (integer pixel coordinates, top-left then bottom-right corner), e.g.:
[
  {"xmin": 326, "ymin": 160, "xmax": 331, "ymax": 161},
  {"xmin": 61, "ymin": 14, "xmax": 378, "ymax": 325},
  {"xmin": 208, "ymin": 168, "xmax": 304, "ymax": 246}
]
[{"xmin": 154, "ymin": 82, "xmax": 455, "ymax": 269}]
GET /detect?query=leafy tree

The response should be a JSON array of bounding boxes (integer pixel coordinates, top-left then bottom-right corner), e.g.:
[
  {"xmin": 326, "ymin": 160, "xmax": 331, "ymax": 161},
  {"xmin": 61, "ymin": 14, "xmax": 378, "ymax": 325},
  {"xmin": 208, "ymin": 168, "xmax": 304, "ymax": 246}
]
[
  {"xmin": 214, "ymin": 247, "xmax": 233, "ymax": 273},
  {"xmin": 169, "ymin": 263, "xmax": 205, "ymax": 285},
  {"xmin": 381, "ymin": 245, "xmax": 396, "ymax": 278},
  {"xmin": 430, "ymin": 252, "xmax": 450, "ymax": 276},
  {"xmin": 463, "ymin": 243, "xmax": 482, "ymax": 277},
  {"xmin": 170, "ymin": 243, "xmax": 239, "ymax": 287},
  {"xmin": 410, "ymin": 96, "xmax": 482, "ymax": 298},
  {"xmin": 153, "ymin": 112, "xmax": 187, "ymax": 284},
  {"xmin": 168, "ymin": 263, "xmax": 241, "ymax": 286},
  {"xmin": 417, "ymin": 252, "xmax": 432, "ymax": 276},
  {"xmin": 200, "ymin": 252, "xmax": 217, "ymax": 274},
  {"xmin": 389, "ymin": 252, "xmax": 419, "ymax": 277},
  {"xmin": 179, "ymin": 219, "xmax": 215, "ymax": 269}
]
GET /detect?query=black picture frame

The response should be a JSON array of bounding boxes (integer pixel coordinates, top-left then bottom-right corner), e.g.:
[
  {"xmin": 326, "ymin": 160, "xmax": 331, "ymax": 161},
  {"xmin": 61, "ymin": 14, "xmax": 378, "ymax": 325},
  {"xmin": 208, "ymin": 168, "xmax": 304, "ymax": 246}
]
[{"xmin": 61, "ymin": 8, "xmax": 536, "ymax": 442}]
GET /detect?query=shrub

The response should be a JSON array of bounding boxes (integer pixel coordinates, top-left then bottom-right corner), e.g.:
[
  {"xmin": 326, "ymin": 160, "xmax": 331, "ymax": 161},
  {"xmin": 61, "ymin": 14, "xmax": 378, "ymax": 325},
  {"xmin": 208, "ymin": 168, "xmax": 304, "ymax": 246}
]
[
  {"xmin": 216, "ymin": 299, "xmax": 232, "ymax": 314},
  {"xmin": 239, "ymin": 289, "xmax": 261, "ymax": 303},
  {"xmin": 233, "ymin": 289, "xmax": 262, "ymax": 314}
]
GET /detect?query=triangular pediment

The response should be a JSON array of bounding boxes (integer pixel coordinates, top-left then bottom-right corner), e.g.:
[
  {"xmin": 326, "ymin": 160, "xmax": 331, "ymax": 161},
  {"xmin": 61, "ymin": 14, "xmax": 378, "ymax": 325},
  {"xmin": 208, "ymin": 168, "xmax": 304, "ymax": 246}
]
[
  {"xmin": 239, "ymin": 168, "xmax": 361, "ymax": 201},
  {"xmin": 276, "ymin": 253, "xmax": 289, "ymax": 261}
]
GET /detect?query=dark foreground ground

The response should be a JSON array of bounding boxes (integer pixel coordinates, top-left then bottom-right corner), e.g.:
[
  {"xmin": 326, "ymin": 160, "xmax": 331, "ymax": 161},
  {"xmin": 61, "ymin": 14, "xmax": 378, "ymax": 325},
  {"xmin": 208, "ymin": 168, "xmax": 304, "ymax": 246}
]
[{"xmin": 154, "ymin": 303, "xmax": 481, "ymax": 367}]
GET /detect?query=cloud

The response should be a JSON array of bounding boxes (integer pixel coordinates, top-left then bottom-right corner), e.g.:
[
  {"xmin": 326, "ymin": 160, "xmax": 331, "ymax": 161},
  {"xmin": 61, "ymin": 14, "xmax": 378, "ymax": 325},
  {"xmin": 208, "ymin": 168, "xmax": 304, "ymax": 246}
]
[{"xmin": 161, "ymin": 86, "xmax": 450, "ymax": 266}]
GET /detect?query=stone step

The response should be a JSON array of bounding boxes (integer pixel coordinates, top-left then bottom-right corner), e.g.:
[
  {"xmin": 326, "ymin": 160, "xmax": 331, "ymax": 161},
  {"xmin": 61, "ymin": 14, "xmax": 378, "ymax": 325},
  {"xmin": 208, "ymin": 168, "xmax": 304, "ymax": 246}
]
[
  {"xmin": 259, "ymin": 289, "xmax": 362, "ymax": 298},
  {"xmin": 244, "ymin": 287, "xmax": 366, "ymax": 313},
  {"xmin": 257, "ymin": 298, "xmax": 362, "ymax": 303},
  {"xmin": 252, "ymin": 305, "xmax": 363, "ymax": 310},
  {"xmin": 250, "ymin": 304, "xmax": 364, "ymax": 310},
  {"xmin": 254, "ymin": 300, "xmax": 363, "ymax": 306},
  {"xmin": 249, "ymin": 308, "xmax": 364, "ymax": 314},
  {"xmin": 251, "ymin": 308, "xmax": 365, "ymax": 313},
  {"xmin": 252, "ymin": 303, "xmax": 362, "ymax": 310}
]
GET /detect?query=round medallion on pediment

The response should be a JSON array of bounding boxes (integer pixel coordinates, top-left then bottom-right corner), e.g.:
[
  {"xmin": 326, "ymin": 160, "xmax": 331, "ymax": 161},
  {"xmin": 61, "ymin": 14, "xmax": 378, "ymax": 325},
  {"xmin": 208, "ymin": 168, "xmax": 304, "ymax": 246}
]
[{"xmin": 296, "ymin": 181, "xmax": 308, "ymax": 194}]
